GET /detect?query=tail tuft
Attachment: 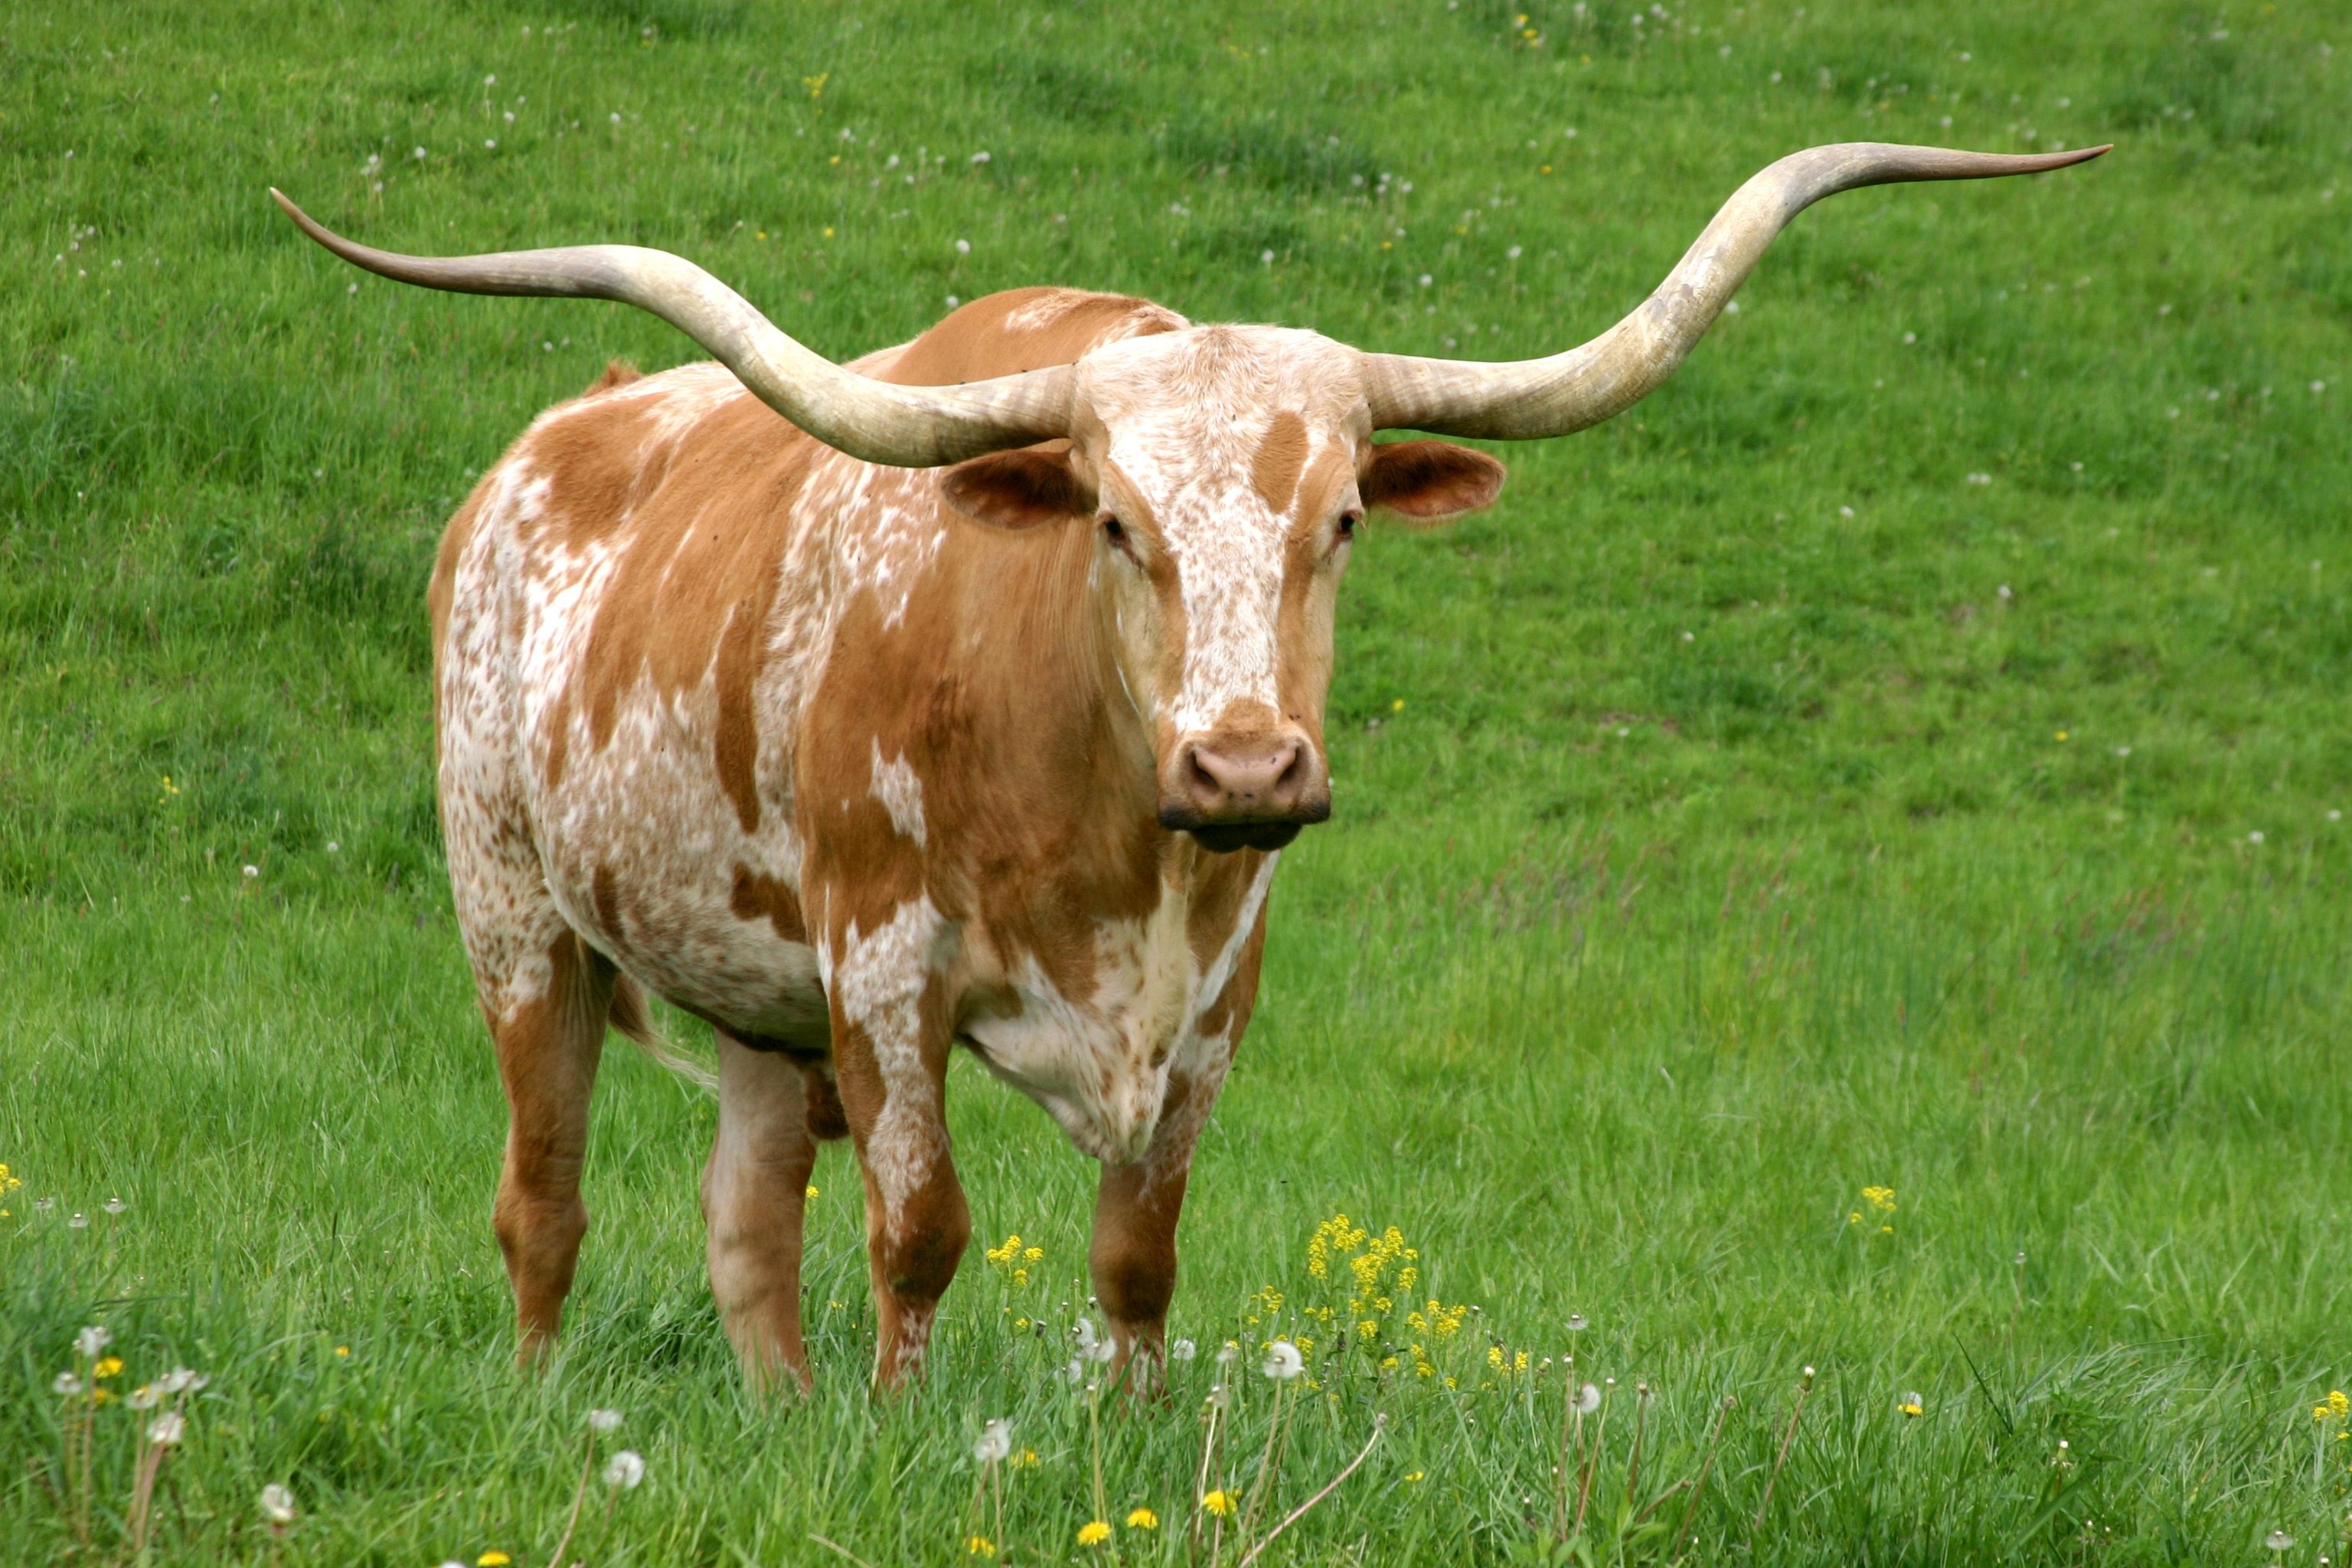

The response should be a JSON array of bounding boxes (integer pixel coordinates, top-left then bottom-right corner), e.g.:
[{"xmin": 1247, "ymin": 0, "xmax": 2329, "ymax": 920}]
[{"xmin": 609, "ymin": 972, "xmax": 718, "ymax": 1094}]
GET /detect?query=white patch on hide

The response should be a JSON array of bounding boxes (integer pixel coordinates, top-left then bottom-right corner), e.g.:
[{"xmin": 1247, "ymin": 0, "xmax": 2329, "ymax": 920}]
[
  {"xmin": 868, "ymin": 740, "xmax": 927, "ymax": 848},
  {"xmin": 834, "ymin": 894, "xmax": 948, "ymax": 1210}
]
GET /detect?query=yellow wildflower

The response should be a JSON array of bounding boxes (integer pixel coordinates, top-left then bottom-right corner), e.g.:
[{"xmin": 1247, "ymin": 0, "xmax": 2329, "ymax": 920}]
[
  {"xmin": 1862, "ymin": 1186, "xmax": 1896, "ymax": 1214},
  {"xmin": 1023, "ymin": 1246, "xmax": 1042, "ymax": 1263},
  {"xmin": 1897, "ymin": 1393, "xmax": 1923, "ymax": 1418},
  {"xmin": 2315, "ymin": 1390, "xmax": 2350, "ymax": 1422},
  {"xmin": 806, "ymin": 1184, "xmax": 818, "ymax": 1199},
  {"xmin": 965, "ymin": 1536, "xmax": 995, "ymax": 1557},
  {"xmin": 1125, "ymin": 1508, "xmax": 1158, "ymax": 1530},
  {"xmin": 91, "ymin": 1388, "xmax": 115, "ymax": 1405},
  {"xmin": 1201, "ymin": 1489, "xmax": 1236, "ymax": 1516},
  {"xmin": 1405, "ymin": 1471, "xmax": 1426, "ymax": 1483},
  {"xmin": 1011, "ymin": 1449, "xmax": 1038, "ymax": 1468},
  {"xmin": 1077, "ymin": 1521, "xmax": 1111, "ymax": 1547},
  {"xmin": 479, "ymin": 1555, "xmax": 511, "ymax": 1567},
  {"xmin": 92, "ymin": 1357, "xmax": 123, "ymax": 1379},
  {"xmin": 334, "ymin": 1346, "xmax": 350, "ymax": 1357}
]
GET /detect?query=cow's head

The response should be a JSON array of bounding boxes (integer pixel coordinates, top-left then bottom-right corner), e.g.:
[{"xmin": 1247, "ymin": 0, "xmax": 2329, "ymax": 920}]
[
  {"xmin": 271, "ymin": 141, "xmax": 2105, "ymax": 851},
  {"xmin": 939, "ymin": 328, "xmax": 1504, "ymax": 851}
]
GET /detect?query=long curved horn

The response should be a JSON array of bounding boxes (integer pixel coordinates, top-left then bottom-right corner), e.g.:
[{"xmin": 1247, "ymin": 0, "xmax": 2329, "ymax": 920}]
[
  {"xmin": 270, "ymin": 191, "xmax": 1072, "ymax": 467},
  {"xmin": 1360, "ymin": 142, "xmax": 2109, "ymax": 439}
]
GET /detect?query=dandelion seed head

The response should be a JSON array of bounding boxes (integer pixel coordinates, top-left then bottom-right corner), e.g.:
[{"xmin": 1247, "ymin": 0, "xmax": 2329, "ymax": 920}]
[
  {"xmin": 259, "ymin": 1483, "xmax": 297, "ymax": 1524},
  {"xmin": 602, "ymin": 1449, "xmax": 645, "ymax": 1489},
  {"xmin": 587, "ymin": 1407, "xmax": 622, "ymax": 1433}
]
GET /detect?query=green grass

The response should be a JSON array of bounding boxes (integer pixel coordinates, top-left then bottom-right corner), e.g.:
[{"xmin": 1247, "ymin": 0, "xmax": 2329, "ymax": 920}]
[{"xmin": 5, "ymin": 0, "xmax": 2350, "ymax": 1562}]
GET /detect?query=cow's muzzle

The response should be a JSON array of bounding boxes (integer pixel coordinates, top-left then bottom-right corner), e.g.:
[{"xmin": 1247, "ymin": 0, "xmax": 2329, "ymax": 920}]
[{"xmin": 1158, "ymin": 726, "xmax": 1331, "ymax": 853}]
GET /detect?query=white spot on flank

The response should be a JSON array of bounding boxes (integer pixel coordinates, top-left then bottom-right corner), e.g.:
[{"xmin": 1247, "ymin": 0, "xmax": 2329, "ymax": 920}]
[{"xmin": 869, "ymin": 740, "xmax": 926, "ymax": 847}]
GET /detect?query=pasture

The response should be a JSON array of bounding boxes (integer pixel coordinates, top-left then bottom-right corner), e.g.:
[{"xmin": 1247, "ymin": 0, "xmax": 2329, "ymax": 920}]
[{"xmin": 4, "ymin": 0, "xmax": 2350, "ymax": 1562}]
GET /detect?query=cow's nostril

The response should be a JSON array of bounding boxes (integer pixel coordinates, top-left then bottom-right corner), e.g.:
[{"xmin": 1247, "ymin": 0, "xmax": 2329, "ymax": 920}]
[
  {"xmin": 1186, "ymin": 745, "xmax": 1226, "ymax": 802},
  {"xmin": 1269, "ymin": 741, "xmax": 1303, "ymax": 798}
]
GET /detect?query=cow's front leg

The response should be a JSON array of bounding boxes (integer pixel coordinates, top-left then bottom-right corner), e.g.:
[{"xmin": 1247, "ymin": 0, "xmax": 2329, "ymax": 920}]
[
  {"xmin": 1090, "ymin": 1057, "xmax": 1227, "ymax": 1394},
  {"xmin": 828, "ymin": 901, "xmax": 968, "ymax": 1391}
]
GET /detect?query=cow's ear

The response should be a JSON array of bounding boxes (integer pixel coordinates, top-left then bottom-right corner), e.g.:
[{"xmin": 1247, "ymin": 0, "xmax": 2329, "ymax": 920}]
[
  {"xmin": 1360, "ymin": 439, "xmax": 1506, "ymax": 526},
  {"xmin": 941, "ymin": 448, "xmax": 1096, "ymax": 531}
]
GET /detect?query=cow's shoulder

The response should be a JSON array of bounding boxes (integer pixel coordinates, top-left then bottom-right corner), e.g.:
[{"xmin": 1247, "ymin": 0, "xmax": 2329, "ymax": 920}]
[{"xmin": 858, "ymin": 288, "xmax": 1187, "ymax": 386}]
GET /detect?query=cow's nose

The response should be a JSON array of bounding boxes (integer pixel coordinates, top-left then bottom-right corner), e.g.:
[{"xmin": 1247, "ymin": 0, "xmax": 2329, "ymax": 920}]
[{"xmin": 1182, "ymin": 735, "xmax": 1308, "ymax": 818}]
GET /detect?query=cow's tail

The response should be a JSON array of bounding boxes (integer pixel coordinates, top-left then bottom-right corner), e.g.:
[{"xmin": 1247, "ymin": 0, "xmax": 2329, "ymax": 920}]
[{"xmin": 609, "ymin": 971, "xmax": 719, "ymax": 1095}]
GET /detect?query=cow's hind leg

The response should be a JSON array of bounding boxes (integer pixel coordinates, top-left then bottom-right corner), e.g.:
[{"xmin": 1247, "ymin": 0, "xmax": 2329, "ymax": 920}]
[
  {"xmin": 703, "ymin": 1034, "xmax": 845, "ymax": 1392},
  {"xmin": 486, "ymin": 932, "xmax": 612, "ymax": 1365}
]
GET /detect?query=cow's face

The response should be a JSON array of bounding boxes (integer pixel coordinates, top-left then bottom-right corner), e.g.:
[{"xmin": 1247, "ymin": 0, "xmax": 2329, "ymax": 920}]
[{"xmin": 942, "ymin": 327, "xmax": 1504, "ymax": 852}]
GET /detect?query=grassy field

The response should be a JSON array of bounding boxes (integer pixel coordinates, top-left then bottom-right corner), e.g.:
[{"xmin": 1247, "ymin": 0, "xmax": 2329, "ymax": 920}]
[{"xmin": 5, "ymin": 0, "xmax": 2350, "ymax": 1562}]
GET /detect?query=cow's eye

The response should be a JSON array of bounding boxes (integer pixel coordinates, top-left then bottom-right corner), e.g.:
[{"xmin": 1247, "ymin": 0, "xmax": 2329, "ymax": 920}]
[
  {"xmin": 1336, "ymin": 511, "xmax": 1361, "ymax": 542},
  {"xmin": 1102, "ymin": 516, "xmax": 1125, "ymax": 544}
]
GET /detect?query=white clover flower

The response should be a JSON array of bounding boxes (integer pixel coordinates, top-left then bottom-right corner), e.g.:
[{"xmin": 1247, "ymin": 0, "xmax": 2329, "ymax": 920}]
[
  {"xmin": 259, "ymin": 1483, "xmax": 297, "ymax": 1524},
  {"xmin": 54, "ymin": 1372, "xmax": 85, "ymax": 1396},
  {"xmin": 148, "ymin": 1412, "xmax": 186, "ymax": 1446},
  {"xmin": 1261, "ymin": 1340, "xmax": 1304, "ymax": 1380},
  {"xmin": 75, "ymin": 1325, "xmax": 110, "ymax": 1358},
  {"xmin": 972, "ymin": 1418, "xmax": 1011, "ymax": 1464},
  {"xmin": 1170, "ymin": 1338, "xmax": 1197, "ymax": 1361},
  {"xmin": 602, "ymin": 1449, "xmax": 645, "ymax": 1489},
  {"xmin": 1576, "ymin": 1382, "xmax": 1602, "ymax": 1415},
  {"xmin": 588, "ymin": 1407, "xmax": 622, "ymax": 1433}
]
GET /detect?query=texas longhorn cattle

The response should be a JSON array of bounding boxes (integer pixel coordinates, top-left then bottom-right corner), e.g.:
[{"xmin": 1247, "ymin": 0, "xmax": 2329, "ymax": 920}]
[{"xmin": 273, "ymin": 139, "xmax": 2102, "ymax": 1390}]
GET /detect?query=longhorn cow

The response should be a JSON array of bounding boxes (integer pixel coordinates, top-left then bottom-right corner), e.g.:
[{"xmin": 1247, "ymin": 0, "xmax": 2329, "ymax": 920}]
[{"xmin": 274, "ymin": 140, "xmax": 2103, "ymax": 1390}]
